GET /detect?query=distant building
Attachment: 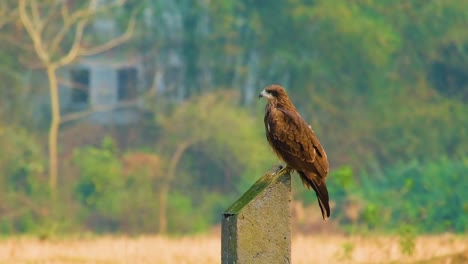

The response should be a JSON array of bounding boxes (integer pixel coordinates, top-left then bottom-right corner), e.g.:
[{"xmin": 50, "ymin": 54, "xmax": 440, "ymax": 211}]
[{"xmin": 60, "ymin": 54, "xmax": 144, "ymax": 125}]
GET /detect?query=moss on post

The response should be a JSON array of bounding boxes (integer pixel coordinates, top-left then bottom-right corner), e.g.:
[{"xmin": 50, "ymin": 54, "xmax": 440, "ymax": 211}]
[{"xmin": 222, "ymin": 165, "xmax": 291, "ymax": 264}]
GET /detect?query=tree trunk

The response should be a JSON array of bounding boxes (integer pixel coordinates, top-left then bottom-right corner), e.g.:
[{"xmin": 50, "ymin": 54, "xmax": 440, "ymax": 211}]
[
  {"xmin": 158, "ymin": 186, "xmax": 168, "ymax": 234},
  {"xmin": 158, "ymin": 140, "xmax": 195, "ymax": 234},
  {"xmin": 47, "ymin": 66, "xmax": 60, "ymax": 200}
]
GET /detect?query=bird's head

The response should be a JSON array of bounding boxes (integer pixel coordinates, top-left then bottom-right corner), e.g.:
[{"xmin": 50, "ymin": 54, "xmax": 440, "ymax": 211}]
[{"xmin": 258, "ymin": 84, "xmax": 291, "ymax": 107}]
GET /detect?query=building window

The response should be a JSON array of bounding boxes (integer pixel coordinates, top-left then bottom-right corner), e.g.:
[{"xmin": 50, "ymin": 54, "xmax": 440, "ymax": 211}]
[
  {"xmin": 117, "ymin": 67, "xmax": 137, "ymax": 101},
  {"xmin": 70, "ymin": 68, "xmax": 90, "ymax": 104}
]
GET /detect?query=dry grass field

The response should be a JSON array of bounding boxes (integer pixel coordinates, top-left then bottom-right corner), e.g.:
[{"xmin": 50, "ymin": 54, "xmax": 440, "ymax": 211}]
[{"xmin": 0, "ymin": 234, "xmax": 467, "ymax": 264}]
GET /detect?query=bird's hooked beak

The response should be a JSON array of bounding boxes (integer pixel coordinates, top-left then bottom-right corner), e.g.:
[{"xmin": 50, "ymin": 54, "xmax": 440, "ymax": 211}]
[{"xmin": 259, "ymin": 89, "xmax": 274, "ymax": 100}]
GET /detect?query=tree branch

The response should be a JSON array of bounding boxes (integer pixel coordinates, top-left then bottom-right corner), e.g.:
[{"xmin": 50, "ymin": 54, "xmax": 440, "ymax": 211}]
[
  {"xmin": 79, "ymin": 15, "xmax": 136, "ymax": 57},
  {"xmin": 60, "ymin": 99, "xmax": 139, "ymax": 124},
  {"xmin": 18, "ymin": 0, "xmax": 48, "ymax": 63},
  {"xmin": 55, "ymin": 18, "xmax": 88, "ymax": 67},
  {"xmin": 49, "ymin": 2, "xmax": 95, "ymax": 56},
  {"xmin": 29, "ymin": 0, "xmax": 41, "ymax": 28},
  {"xmin": 53, "ymin": 0, "xmax": 135, "ymax": 67},
  {"xmin": 57, "ymin": 77, "xmax": 90, "ymax": 92},
  {"xmin": 0, "ymin": 2, "xmax": 18, "ymax": 29},
  {"xmin": 36, "ymin": 0, "xmax": 61, "ymax": 35}
]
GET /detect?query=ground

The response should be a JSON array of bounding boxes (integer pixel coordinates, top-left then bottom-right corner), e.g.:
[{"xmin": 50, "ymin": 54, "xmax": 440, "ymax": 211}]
[{"xmin": 0, "ymin": 234, "xmax": 466, "ymax": 263}]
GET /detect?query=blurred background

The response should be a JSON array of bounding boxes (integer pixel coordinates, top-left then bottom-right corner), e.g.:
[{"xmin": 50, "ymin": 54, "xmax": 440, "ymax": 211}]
[{"xmin": 0, "ymin": 0, "xmax": 467, "ymax": 239}]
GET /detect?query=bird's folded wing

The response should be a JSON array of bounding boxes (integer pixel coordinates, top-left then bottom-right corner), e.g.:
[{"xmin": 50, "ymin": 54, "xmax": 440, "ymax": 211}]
[{"xmin": 269, "ymin": 108, "xmax": 329, "ymax": 179}]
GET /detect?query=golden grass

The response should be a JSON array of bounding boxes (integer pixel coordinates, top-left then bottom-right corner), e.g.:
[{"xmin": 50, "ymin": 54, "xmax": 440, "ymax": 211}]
[
  {"xmin": 0, "ymin": 234, "xmax": 466, "ymax": 264},
  {"xmin": 293, "ymin": 234, "xmax": 467, "ymax": 264}
]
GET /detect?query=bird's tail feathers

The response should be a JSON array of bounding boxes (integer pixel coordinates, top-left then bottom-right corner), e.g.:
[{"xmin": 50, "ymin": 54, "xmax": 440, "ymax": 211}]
[{"xmin": 298, "ymin": 171, "xmax": 330, "ymax": 220}]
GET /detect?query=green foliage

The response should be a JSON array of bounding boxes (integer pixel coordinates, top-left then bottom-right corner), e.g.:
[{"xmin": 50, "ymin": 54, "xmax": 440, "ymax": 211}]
[
  {"xmin": 301, "ymin": 0, "xmax": 401, "ymax": 90},
  {"xmin": 329, "ymin": 166, "xmax": 356, "ymax": 196},
  {"xmin": 1, "ymin": 132, "xmax": 45, "ymax": 195},
  {"xmin": 330, "ymin": 158, "xmax": 468, "ymax": 234},
  {"xmin": 0, "ymin": 126, "xmax": 48, "ymax": 234},
  {"xmin": 167, "ymin": 192, "xmax": 209, "ymax": 234},
  {"xmin": 335, "ymin": 241, "xmax": 355, "ymax": 261},
  {"xmin": 399, "ymin": 224, "xmax": 416, "ymax": 256},
  {"xmin": 0, "ymin": 30, "xmax": 31, "ymax": 127},
  {"xmin": 74, "ymin": 137, "xmax": 124, "ymax": 214},
  {"xmin": 361, "ymin": 203, "xmax": 380, "ymax": 229},
  {"xmin": 166, "ymin": 192, "xmax": 234, "ymax": 234},
  {"xmin": 73, "ymin": 137, "xmax": 125, "ymax": 232},
  {"xmin": 69, "ymin": 128, "xmax": 244, "ymax": 234},
  {"xmin": 379, "ymin": 158, "xmax": 467, "ymax": 233}
]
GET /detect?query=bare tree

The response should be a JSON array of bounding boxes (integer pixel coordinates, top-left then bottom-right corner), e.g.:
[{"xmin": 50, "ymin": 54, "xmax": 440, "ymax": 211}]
[{"xmin": 17, "ymin": 0, "xmax": 136, "ymax": 199}]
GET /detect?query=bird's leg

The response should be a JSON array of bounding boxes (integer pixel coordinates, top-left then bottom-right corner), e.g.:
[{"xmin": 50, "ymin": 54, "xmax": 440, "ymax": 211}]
[{"xmin": 277, "ymin": 165, "xmax": 294, "ymax": 175}]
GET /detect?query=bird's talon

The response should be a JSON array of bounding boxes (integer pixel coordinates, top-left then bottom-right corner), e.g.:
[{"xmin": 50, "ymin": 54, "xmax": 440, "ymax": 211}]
[{"xmin": 276, "ymin": 165, "xmax": 292, "ymax": 175}]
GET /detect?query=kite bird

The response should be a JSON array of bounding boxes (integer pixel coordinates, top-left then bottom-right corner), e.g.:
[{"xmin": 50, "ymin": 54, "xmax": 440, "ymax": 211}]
[{"xmin": 259, "ymin": 84, "xmax": 330, "ymax": 220}]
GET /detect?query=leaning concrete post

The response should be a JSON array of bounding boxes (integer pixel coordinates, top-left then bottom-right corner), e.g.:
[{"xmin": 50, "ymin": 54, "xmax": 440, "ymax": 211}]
[{"xmin": 221, "ymin": 165, "xmax": 291, "ymax": 264}]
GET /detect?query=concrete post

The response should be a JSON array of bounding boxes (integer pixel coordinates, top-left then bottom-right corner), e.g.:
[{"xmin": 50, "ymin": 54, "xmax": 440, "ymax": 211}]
[{"xmin": 221, "ymin": 165, "xmax": 291, "ymax": 264}]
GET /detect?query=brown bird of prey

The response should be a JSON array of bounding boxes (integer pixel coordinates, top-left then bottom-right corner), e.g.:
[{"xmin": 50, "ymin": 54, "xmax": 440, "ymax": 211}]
[{"xmin": 259, "ymin": 84, "xmax": 330, "ymax": 220}]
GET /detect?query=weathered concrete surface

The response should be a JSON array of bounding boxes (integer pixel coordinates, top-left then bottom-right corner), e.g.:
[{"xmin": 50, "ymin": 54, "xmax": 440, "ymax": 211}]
[{"xmin": 222, "ymin": 165, "xmax": 291, "ymax": 264}]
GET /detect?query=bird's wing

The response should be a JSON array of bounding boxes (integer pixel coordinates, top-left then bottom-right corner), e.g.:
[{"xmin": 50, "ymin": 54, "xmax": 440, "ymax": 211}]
[{"xmin": 267, "ymin": 107, "xmax": 329, "ymax": 179}]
